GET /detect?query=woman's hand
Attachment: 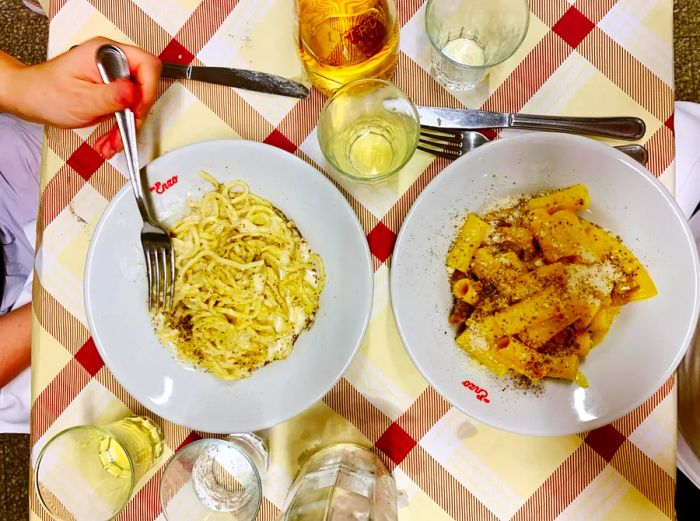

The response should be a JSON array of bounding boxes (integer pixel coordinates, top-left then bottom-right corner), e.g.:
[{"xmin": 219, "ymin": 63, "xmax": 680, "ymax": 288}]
[{"xmin": 0, "ymin": 37, "xmax": 161, "ymax": 158}]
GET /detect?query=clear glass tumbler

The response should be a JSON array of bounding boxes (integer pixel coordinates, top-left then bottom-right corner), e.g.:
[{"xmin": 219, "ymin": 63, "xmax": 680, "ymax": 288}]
[
  {"xmin": 280, "ymin": 443, "xmax": 397, "ymax": 521},
  {"xmin": 425, "ymin": 0, "xmax": 530, "ymax": 91},
  {"xmin": 35, "ymin": 416, "xmax": 164, "ymax": 521},
  {"xmin": 317, "ymin": 79, "xmax": 420, "ymax": 184},
  {"xmin": 295, "ymin": 0, "xmax": 400, "ymax": 96},
  {"xmin": 159, "ymin": 433, "xmax": 268, "ymax": 521}
]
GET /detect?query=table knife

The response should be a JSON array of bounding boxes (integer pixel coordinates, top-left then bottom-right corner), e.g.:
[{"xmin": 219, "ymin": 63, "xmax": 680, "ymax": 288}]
[
  {"xmin": 161, "ymin": 62, "xmax": 309, "ymax": 99},
  {"xmin": 416, "ymin": 106, "xmax": 646, "ymax": 141}
]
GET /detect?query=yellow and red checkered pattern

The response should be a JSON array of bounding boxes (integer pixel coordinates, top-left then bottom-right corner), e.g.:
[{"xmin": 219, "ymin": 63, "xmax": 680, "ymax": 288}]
[{"xmin": 30, "ymin": 1, "xmax": 677, "ymax": 519}]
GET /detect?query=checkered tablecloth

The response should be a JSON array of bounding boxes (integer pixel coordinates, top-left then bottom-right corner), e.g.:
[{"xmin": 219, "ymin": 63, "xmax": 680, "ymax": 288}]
[{"xmin": 30, "ymin": 1, "xmax": 678, "ymax": 519}]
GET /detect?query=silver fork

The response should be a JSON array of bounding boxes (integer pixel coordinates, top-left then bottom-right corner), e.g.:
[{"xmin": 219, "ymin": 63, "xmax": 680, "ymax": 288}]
[
  {"xmin": 96, "ymin": 44, "xmax": 175, "ymax": 312},
  {"xmin": 418, "ymin": 127, "xmax": 650, "ymax": 166}
]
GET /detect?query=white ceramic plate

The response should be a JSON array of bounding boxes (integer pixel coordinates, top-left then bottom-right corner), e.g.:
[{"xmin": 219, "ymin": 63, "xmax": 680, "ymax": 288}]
[
  {"xmin": 85, "ymin": 140, "xmax": 373, "ymax": 433},
  {"xmin": 391, "ymin": 133, "xmax": 700, "ymax": 436}
]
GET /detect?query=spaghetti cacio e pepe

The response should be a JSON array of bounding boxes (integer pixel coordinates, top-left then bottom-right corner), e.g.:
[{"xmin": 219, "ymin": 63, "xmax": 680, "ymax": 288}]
[{"xmin": 153, "ymin": 173, "xmax": 325, "ymax": 380}]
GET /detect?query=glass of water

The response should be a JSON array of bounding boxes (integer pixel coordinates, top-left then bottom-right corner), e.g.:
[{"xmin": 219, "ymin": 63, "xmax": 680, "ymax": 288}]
[
  {"xmin": 425, "ymin": 0, "xmax": 530, "ymax": 91},
  {"xmin": 159, "ymin": 433, "xmax": 268, "ymax": 521},
  {"xmin": 317, "ymin": 79, "xmax": 420, "ymax": 184},
  {"xmin": 280, "ymin": 443, "xmax": 397, "ymax": 521}
]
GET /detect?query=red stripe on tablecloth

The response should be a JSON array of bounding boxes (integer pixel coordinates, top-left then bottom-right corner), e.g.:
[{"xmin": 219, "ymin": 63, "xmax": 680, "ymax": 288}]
[
  {"xmin": 573, "ymin": 0, "xmax": 618, "ymax": 23},
  {"xmin": 39, "ymin": 164, "xmax": 85, "ymax": 226},
  {"xmin": 116, "ymin": 467, "xmax": 163, "ymax": 521},
  {"xmin": 529, "ymin": 0, "xmax": 571, "ymax": 28},
  {"xmin": 276, "ymin": 88, "xmax": 326, "ymax": 147},
  {"xmin": 184, "ymin": 79, "xmax": 275, "ymax": 142},
  {"xmin": 88, "ymin": 163, "xmax": 128, "ymax": 201},
  {"xmin": 259, "ymin": 498, "xmax": 283, "ymax": 520},
  {"xmin": 396, "ymin": 387, "xmax": 452, "ymax": 441},
  {"xmin": 174, "ymin": 0, "xmax": 240, "ymax": 54},
  {"xmin": 611, "ymin": 441, "xmax": 675, "ymax": 517},
  {"xmin": 383, "ymin": 155, "xmax": 450, "ymax": 234},
  {"xmin": 577, "ymin": 28, "xmax": 673, "ymax": 121},
  {"xmin": 402, "ymin": 445, "xmax": 499, "ymax": 521},
  {"xmin": 612, "ymin": 376, "xmax": 675, "ymax": 436},
  {"xmin": 30, "ymin": 473, "xmax": 56, "ymax": 520},
  {"xmin": 397, "ymin": 0, "xmax": 426, "ymax": 26},
  {"xmin": 482, "ymin": 31, "xmax": 571, "ymax": 112},
  {"xmin": 32, "ymin": 282, "xmax": 90, "ymax": 356},
  {"xmin": 37, "ymin": 127, "xmax": 85, "ymax": 225},
  {"xmin": 510, "ymin": 443, "xmax": 607, "ymax": 521},
  {"xmin": 323, "ymin": 379, "xmax": 393, "ymax": 442},
  {"xmin": 31, "ymin": 359, "xmax": 92, "ymax": 440},
  {"xmin": 643, "ymin": 124, "xmax": 676, "ymax": 177},
  {"xmin": 86, "ymin": 0, "xmax": 170, "ymax": 54},
  {"xmin": 48, "ymin": 0, "xmax": 69, "ymax": 19},
  {"xmin": 393, "ymin": 52, "xmax": 461, "ymax": 108}
]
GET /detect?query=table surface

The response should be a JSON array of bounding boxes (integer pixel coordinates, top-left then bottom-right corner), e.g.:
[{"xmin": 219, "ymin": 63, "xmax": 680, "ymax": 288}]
[{"xmin": 30, "ymin": 1, "xmax": 677, "ymax": 520}]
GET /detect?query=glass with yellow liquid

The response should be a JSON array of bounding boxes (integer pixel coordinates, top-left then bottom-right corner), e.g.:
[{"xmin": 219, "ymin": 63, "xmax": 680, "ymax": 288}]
[
  {"xmin": 295, "ymin": 0, "xmax": 400, "ymax": 96},
  {"xmin": 35, "ymin": 416, "xmax": 164, "ymax": 521},
  {"xmin": 317, "ymin": 79, "xmax": 419, "ymax": 183}
]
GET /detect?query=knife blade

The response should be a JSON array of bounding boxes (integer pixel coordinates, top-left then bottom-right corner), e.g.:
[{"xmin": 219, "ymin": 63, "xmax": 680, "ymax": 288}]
[
  {"xmin": 416, "ymin": 106, "xmax": 509, "ymax": 129},
  {"xmin": 161, "ymin": 62, "xmax": 309, "ymax": 99},
  {"xmin": 415, "ymin": 106, "xmax": 646, "ymax": 141}
]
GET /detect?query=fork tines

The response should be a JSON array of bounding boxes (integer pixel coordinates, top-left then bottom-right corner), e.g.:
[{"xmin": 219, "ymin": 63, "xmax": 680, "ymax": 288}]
[
  {"xmin": 143, "ymin": 235, "xmax": 175, "ymax": 314},
  {"xmin": 417, "ymin": 127, "xmax": 463, "ymax": 160}
]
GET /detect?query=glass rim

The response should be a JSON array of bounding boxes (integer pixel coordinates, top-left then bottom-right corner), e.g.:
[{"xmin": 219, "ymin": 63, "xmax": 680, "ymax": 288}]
[
  {"xmin": 159, "ymin": 437, "xmax": 263, "ymax": 521},
  {"xmin": 424, "ymin": 0, "xmax": 531, "ymax": 71},
  {"xmin": 318, "ymin": 78, "xmax": 420, "ymax": 183},
  {"xmin": 35, "ymin": 424, "xmax": 136, "ymax": 521}
]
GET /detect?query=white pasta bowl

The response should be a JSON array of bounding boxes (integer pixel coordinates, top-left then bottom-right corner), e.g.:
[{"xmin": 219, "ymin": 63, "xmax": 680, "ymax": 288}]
[
  {"xmin": 85, "ymin": 140, "xmax": 373, "ymax": 433},
  {"xmin": 390, "ymin": 132, "xmax": 700, "ymax": 436}
]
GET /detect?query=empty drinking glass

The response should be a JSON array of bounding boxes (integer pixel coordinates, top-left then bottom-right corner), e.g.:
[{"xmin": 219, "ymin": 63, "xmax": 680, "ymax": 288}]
[
  {"xmin": 280, "ymin": 443, "xmax": 397, "ymax": 521},
  {"xmin": 160, "ymin": 433, "xmax": 268, "ymax": 521},
  {"xmin": 425, "ymin": 0, "xmax": 530, "ymax": 91}
]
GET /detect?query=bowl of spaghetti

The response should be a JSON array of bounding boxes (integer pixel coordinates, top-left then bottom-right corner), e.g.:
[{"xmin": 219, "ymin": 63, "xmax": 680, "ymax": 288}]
[{"xmin": 85, "ymin": 140, "xmax": 373, "ymax": 433}]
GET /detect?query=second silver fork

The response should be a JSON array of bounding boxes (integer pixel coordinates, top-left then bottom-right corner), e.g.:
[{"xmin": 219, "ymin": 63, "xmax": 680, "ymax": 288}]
[
  {"xmin": 96, "ymin": 44, "xmax": 175, "ymax": 313},
  {"xmin": 418, "ymin": 127, "xmax": 650, "ymax": 165}
]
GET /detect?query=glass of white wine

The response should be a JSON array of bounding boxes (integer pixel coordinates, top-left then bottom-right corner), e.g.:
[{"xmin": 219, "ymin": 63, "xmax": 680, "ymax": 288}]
[
  {"xmin": 34, "ymin": 415, "xmax": 164, "ymax": 521},
  {"xmin": 317, "ymin": 79, "xmax": 420, "ymax": 183},
  {"xmin": 159, "ymin": 433, "xmax": 268, "ymax": 521},
  {"xmin": 425, "ymin": 0, "xmax": 530, "ymax": 91}
]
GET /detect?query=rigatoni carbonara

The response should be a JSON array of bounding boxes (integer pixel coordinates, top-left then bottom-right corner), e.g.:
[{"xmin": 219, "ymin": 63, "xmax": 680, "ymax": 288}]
[{"xmin": 153, "ymin": 173, "xmax": 325, "ymax": 380}]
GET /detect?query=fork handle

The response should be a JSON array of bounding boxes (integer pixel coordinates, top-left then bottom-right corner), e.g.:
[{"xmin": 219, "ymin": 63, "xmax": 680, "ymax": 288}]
[
  {"xmin": 614, "ymin": 144, "xmax": 649, "ymax": 165},
  {"xmin": 511, "ymin": 113, "xmax": 646, "ymax": 141},
  {"xmin": 95, "ymin": 45, "xmax": 152, "ymax": 223}
]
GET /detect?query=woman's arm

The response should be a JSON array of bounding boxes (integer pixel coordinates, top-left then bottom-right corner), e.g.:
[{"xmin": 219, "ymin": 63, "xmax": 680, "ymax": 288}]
[{"xmin": 0, "ymin": 304, "xmax": 31, "ymax": 388}]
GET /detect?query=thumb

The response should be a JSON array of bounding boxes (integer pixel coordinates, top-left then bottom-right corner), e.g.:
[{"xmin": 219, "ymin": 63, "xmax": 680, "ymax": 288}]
[{"xmin": 86, "ymin": 78, "xmax": 137, "ymax": 117}]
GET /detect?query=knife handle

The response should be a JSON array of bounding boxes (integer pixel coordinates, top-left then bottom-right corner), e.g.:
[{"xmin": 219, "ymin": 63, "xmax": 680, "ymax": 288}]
[{"xmin": 511, "ymin": 113, "xmax": 646, "ymax": 141}]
